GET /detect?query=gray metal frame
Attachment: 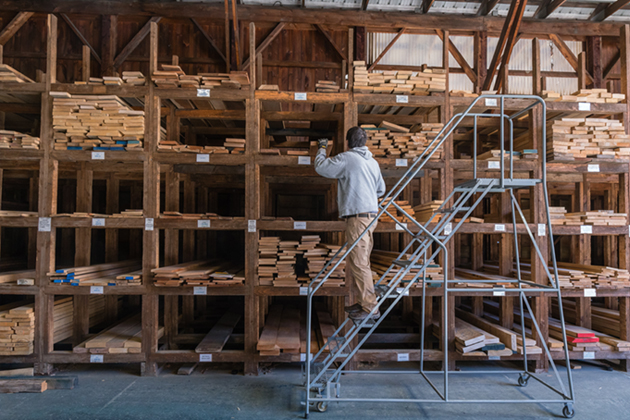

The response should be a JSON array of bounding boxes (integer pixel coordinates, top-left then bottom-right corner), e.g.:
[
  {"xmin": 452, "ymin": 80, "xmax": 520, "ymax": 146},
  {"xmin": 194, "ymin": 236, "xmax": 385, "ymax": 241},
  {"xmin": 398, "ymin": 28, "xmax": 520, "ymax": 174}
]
[{"xmin": 302, "ymin": 95, "xmax": 576, "ymax": 419}]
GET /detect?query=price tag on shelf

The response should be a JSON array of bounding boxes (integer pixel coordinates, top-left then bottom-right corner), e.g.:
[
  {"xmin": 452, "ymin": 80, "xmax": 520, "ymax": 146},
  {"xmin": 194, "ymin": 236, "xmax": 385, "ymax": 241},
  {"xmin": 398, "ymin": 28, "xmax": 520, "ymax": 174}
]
[
  {"xmin": 494, "ymin": 224, "xmax": 506, "ymax": 232},
  {"xmin": 92, "ymin": 218, "xmax": 105, "ymax": 227},
  {"xmin": 193, "ymin": 286, "xmax": 207, "ymax": 296},
  {"xmin": 294, "ymin": 221, "xmax": 307, "ymax": 230},
  {"xmin": 300, "ymin": 353, "xmax": 306, "ymax": 362},
  {"xmin": 488, "ymin": 161, "xmax": 500, "ymax": 169},
  {"xmin": 395, "ymin": 223, "xmax": 407, "ymax": 231},
  {"xmin": 493, "ymin": 289, "xmax": 506, "ymax": 297},
  {"xmin": 298, "ymin": 156, "xmax": 311, "ymax": 165},
  {"xmin": 299, "ymin": 287, "xmax": 308, "ymax": 296},
  {"xmin": 395, "ymin": 159, "xmax": 408, "ymax": 167},
  {"xmin": 584, "ymin": 288, "xmax": 597, "ymax": 297},
  {"xmin": 197, "ymin": 220, "xmax": 211, "ymax": 228},
  {"xmin": 38, "ymin": 217, "xmax": 51, "ymax": 232},
  {"xmin": 444, "ymin": 222, "xmax": 452, "ymax": 235},
  {"xmin": 395, "ymin": 287, "xmax": 410, "ymax": 296},
  {"xmin": 90, "ymin": 286, "xmax": 104, "ymax": 295},
  {"xmin": 538, "ymin": 224, "xmax": 546, "ymax": 236},
  {"xmin": 91, "ymin": 151, "xmax": 105, "ymax": 160},
  {"xmin": 396, "ymin": 95, "xmax": 409, "ymax": 104},
  {"xmin": 587, "ymin": 164, "xmax": 600, "ymax": 173},
  {"xmin": 397, "ymin": 353, "xmax": 410, "ymax": 362},
  {"xmin": 488, "ymin": 355, "xmax": 500, "ymax": 361},
  {"xmin": 145, "ymin": 218, "xmax": 154, "ymax": 231},
  {"xmin": 485, "ymin": 98, "xmax": 498, "ymax": 107},
  {"xmin": 580, "ymin": 225, "xmax": 593, "ymax": 234},
  {"xmin": 248, "ymin": 220, "xmax": 256, "ymax": 232},
  {"xmin": 578, "ymin": 102, "xmax": 591, "ymax": 111},
  {"xmin": 90, "ymin": 355, "xmax": 104, "ymax": 363},
  {"xmin": 196, "ymin": 154, "xmax": 210, "ymax": 163},
  {"xmin": 583, "ymin": 351, "xmax": 595, "ymax": 360},
  {"xmin": 197, "ymin": 88, "xmax": 211, "ymax": 98},
  {"xmin": 199, "ymin": 354, "xmax": 212, "ymax": 362},
  {"xmin": 294, "ymin": 92, "xmax": 307, "ymax": 101}
]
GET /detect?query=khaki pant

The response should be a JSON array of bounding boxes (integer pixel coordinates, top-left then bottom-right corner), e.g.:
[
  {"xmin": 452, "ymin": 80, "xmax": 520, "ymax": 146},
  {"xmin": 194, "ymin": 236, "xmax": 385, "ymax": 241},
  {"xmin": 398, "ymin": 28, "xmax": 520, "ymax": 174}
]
[{"xmin": 345, "ymin": 216, "xmax": 377, "ymax": 312}]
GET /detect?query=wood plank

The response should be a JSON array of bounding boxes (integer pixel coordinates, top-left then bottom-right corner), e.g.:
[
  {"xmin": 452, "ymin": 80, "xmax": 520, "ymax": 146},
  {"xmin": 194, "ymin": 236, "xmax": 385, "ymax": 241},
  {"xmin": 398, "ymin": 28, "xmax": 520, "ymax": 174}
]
[
  {"xmin": 177, "ymin": 363, "xmax": 197, "ymax": 375},
  {"xmin": 482, "ymin": 0, "xmax": 520, "ymax": 91},
  {"xmin": 455, "ymin": 308, "xmax": 518, "ymax": 350},
  {"xmin": 257, "ymin": 304, "xmax": 282, "ymax": 351},
  {"xmin": 476, "ymin": 0, "xmax": 500, "ymax": 17},
  {"xmin": 435, "ymin": 29, "xmax": 476, "ymax": 84},
  {"xmin": 535, "ymin": 0, "xmax": 568, "ymax": 20},
  {"xmin": 276, "ymin": 307, "xmax": 300, "ymax": 352},
  {"xmin": 0, "ymin": 379, "xmax": 47, "ymax": 393},
  {"xmin": 195, "ymin": 312, "xmax": 241, "ymax": 353},
  {"xmin": 590, "ymin": 0, "xmax": 630, "ymax": 22},
  {"xmin": 549, "ymin": 33, "xmax": 593, "ymax": 84}
]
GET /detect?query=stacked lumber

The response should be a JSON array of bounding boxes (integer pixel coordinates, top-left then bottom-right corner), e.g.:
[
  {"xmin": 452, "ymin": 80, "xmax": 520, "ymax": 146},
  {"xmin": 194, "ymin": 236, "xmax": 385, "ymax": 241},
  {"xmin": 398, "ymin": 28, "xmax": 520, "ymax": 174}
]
[
  {"xmin": 52, "ymin": 94, "xmax": 144, "ymax": 151},
  {"xmin": 110, "ymin": 209, "xmax": 144, "ymax": 218},
  {"xmin": 548, "ymin": 318, "xmax": 600, "ymax": 352},
  {"xmin": 352, "ymin": 62, "xmax": 446, "ymax": 95},
  {"xmin": 273, "ymin": 240, "xmax": 300, "ymax": 287},
  {"xmin": 554, "ymin": 262, "xmax": 630, "ymax": 289},
  {"xmin": 0, "ymin": 64, "xmax": 35, "ymax": 83},
  {"xmin": 0, "ymin": 302, "xmax": 35, "ymax": 355},
  {"xmin": 0, "ymin": 130, "xmax": 40, "ymax": 150},
  {"xmin": 362, "ymin": 122, "xmax": 444, "ymax": 159},
  {"xmin": 74, "ymin": 314, "xmax": 164, "ymax": 354},
  {"xmin": 158, "ymin": 140, "xmax": 228, "ymax": 154},
  {"xmin": 258, "ymin": 84, "xmax": 279, "ymax": 91},
  {"xmin": 477, "ymin": 150, "xmax": 521, "ymax": 161},
  {"xmin": 450, "ymin": 90, "xmax": 478, "ymax": 98},
  {"xmin": 258, "ymin": 237, "xmax": 280, "ymax": 286},
  {"xmin": 315, "ymin": 80, "xmax": 341, "ymax": 93},
  {"xmin": 74, "ymin": 71, "xmax": 146, "ymax": 86},
  {"xmin": 0, "ymin": 270, "xmax": 36, "ymax": 285},
  {"xmin": 542, "ymin": 89, "xmax": 625, "ymax": 103},
  {"xmin": 0, "ymin": 210, "xmax": 37, "ymax": 218},
  {"xmin": 53, "ymin": 296, "xmax": 109, "ymax": 343},
  {"xmin": 223, "ymin": 138, "xmax": 246, "ymax": 154},
  {"xmin": 378, "ymin": 199, "xmax": 415, "ymax": 223},
  {"xmin": 564, "ymin": 210, "xmax": 627, "ymax": 226},
  {"xmin": 304, "ymin": 241, "xmax": 346, "ymax": 287},
  {"xmin": 195, "ymin": 312, "xmax": 241, "ymax": 353},
  {"xmin": 257, "ymin": 305, "xmax": 301, "ymax": 356},
  {"xmin": 49, "ymin": 261, "xmax": 142, "ymax": 286},
  {"xmin": 152, "ymin": 64, "xmax": 250, "ymax": 89},
  {"xmin": 371, "ymin": 249, "xmax": 443, "ymax": 287},
  {"xmin": 413, "ymin": 200, "xmax": 444, "ymax": 223},
  {"xmin": 152, "ymin": 260, "xmax": 243, "ymax": 287},
  {"xmin": 547, "ymin": 118, "xmax": 630, "ymax": 161}
]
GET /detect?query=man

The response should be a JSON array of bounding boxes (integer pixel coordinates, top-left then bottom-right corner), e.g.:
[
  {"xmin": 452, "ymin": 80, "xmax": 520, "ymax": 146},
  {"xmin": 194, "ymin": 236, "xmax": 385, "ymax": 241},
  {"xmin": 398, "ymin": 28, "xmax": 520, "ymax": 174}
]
[{"xmin": 314, "ymin": 127, "xmax": 386, "ymax": 322}]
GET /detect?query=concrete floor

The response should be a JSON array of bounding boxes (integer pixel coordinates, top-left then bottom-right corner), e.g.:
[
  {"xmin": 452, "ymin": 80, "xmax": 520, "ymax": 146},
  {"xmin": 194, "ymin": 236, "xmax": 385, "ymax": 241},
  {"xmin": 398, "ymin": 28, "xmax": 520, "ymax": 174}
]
[{"xmin": 0, "ymin": 361, "xmax": 629, "ymax": 420}]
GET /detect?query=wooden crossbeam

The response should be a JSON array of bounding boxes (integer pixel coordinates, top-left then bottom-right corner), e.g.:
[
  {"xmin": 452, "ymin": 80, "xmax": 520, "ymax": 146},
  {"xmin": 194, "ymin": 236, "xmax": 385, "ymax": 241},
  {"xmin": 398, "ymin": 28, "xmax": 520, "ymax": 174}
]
[
  {"xmin": 368, "ymin": 27, "xmax": 406, "ymax": 72},
  {"xmin": 362, "ymin": 0, "xmax": 370, "ymax": 11},
  {"xmin": 482, "ymin": 0, "xmax": 521, "ymax": 91},
  {"xmin": 242, "ymin": 22, "xmax": 285, "ymax": 70},
  {"xmin": 0, "ymin": 12, "xmax": 33, "ymax": 45},
  {"xmin": 113, "ymin": 16, "xmax": 161, "ymax": 69},
  {"xmin": 191, "ymin": 18, "xmax": 227, "ymax": 64},
  {"xmin": 421, "ymin": 0, "xmax": 436, "ymax": 14},
  {"xmin": 494, "ymin": 0, "xmax": 528, "ymax": 92},
  {"xmin": 59, "ymin": 13, "xmax": 101, "ymax": 64},
  {"xmin": 316, "ymin": 25, "xmax": 347, "ymax": 61},
  {"xmin": 435, "ymin": 29, "xmax": 476, "ymax": 84},
  {"xmin": 590, "ymin": 0, "xmax": 630, "ymax": 22},
  {"xmin": 476, "ymin": 0, "xmax": 500, "ymax": 17},
  {"xmin": 534, "ymin": 0, "xmax": 568, "ymax": 19},
  {"xmin": 604, "ymin": 48, "xmax": 620, "ymax": 80},
  {"xmin": 548, "ymin": 33, "xmax": 593, "ymax": 84},
  {"xmin": 230, "ymin": 0, "xmax": 241, "ymax": 68}
]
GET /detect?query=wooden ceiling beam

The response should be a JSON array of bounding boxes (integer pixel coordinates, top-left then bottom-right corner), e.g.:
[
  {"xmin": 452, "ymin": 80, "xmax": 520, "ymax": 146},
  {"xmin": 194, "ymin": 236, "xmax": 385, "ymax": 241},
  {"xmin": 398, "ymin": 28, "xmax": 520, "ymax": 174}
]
[
  {"xmin": 421, "ymin": 0, "xmax": 436, "ymax": 14},
  {"xmin": 316, "ymin": 24, "xmax": 347, "ymax": 61},
  {"xmin": 483, "ymin": 0, "xmax": 521, "ymax": 92},
  {"xmin": 361, "ymin": 0, "xmax": 370, "ymax": 11},
  {"xmin": 368, "ymin": 27, "xmax": 406, "ymax": 72},
  {"xmin": 191, "ymin": 18, "xmax": 227, "ymax": 64},
  {"xmin": 0, "ymin": 12, "xmax": 33, "ymax": 45},
  {"xmin": 241, "ymin": 22, "xmax": 285, "ymax": 70},
  {"xmin": 590, "ymin": 0, "xmax": 630, "ymax": 22},
  {"xmin": 476, "ymin": 0, "xmax": 500, "ymax": 17},
  {"xmin": 495, "ymin": 0, "xmax": 528, "ymax": 92},
  {"xmin": 435, "ymin": 29, "xmax": 476, "ymax": 84},
  {"xmin": 59, "ymin": 13, "xmax": 101, "ymax": 64},
  {"xmin": 548, "ymin": 33, "xmax": 594, "ymax": 84},
  {"xmin": 534, "ymin": 0, "xmax": 568, "ymax": 20},
  {"xmin": 113, "ymin": 16, "xmax": 161, "ymax": 69}
]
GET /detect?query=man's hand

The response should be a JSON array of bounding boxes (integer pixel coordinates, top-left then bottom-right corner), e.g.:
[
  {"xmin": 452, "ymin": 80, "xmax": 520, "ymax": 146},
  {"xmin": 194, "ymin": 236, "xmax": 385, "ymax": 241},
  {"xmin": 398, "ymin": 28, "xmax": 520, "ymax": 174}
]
[{"xmin": 317, "ymin": 138, "xmax": 329, "ymax": 149}]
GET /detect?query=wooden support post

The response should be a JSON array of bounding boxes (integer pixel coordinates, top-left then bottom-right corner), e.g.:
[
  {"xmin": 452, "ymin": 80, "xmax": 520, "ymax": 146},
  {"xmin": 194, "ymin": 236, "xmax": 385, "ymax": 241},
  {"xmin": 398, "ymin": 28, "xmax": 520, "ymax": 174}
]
[
  {"xmin": 28, "ymin": 174, "xmax": 38, "ymax": 269},
  {"xmin": 621, "ymin": 25, "xmax": 630, "ymax": 133},
  {"xmin": 574, "ymin": 297, "xmax": 592, "ymax": 329},
  {"xmin": 587, "ymin": 36, "xmax": 603, "ymax": 88},
  {"xmin": 183, "ymin": 178, "xmax": 195, "ymax": 258},
  {"xmin": 532, "ymin": 37, "xmax": 541, "ymax": 95},
  {"xmin": 348, "ymin": 27, "xmax": 354, "ymax": 90},
  {"xmin": 578, "ymin": 51, "xmax": 587, "ymax": 90},
  {"xmin": 82, "ymin": 44, "xmax": 90, "ymax": 82},
  {"xmin": 75, "ymin": 162, "xmax": 92, "ymax": 267},
  {"xmin": 101, "ymin": 15, "xmax": 117, "ymax": 77},
  {"xmin": 105, "ymin": 174, "xmax": 119, "ymax": 263},
  {"xmin": 474, "ymin": 31, "xmax": 487, "ymax": 94},
  {"xmin": 499, "ymin": 192, "xmax": 514, "ymax": 329}
]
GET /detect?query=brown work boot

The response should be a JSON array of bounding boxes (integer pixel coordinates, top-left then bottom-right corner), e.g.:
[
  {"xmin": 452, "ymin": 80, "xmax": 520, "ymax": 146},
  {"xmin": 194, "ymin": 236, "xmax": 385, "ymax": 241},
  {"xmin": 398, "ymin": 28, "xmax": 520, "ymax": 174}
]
[
  {"xmin": 344, "ymin": 303, "xmax": 362, "ymax": 313},
  {"xmin": 349, "ymin": 308, "xmax": 381, "ymax": 322}
]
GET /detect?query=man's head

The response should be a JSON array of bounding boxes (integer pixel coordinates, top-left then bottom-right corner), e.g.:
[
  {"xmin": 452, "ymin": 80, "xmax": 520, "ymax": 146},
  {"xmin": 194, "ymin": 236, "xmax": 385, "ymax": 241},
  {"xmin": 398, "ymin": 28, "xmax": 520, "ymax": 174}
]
[{"xmin": 347, "ymin": 127, "xmax": 367, "ymax": 149}]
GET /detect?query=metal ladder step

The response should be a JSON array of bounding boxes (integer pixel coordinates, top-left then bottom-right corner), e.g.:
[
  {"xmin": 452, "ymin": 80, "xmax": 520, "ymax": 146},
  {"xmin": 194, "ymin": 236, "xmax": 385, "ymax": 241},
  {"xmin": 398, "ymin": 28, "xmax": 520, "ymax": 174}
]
[{"xmin": 439, "ymin": 206, "xmax": 471, "ymax": 213}]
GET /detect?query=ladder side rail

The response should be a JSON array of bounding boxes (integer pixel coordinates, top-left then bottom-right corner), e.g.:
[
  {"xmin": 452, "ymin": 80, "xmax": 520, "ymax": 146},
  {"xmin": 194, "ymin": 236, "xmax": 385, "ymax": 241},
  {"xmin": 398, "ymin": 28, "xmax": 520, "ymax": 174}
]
[
  {"xmin": 374, "ymin": 237, "xmax": 426, "ymax": 287},
  {"xmin": 442, "ymin": 182, "xmax": 494, "ymax": 242}
]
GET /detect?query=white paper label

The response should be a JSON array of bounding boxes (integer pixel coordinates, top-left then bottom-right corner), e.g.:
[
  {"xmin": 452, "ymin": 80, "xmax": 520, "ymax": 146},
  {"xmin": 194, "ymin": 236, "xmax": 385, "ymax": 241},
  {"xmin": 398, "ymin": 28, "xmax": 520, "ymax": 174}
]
[
  {"xmin": 488, "ymin": 161, "xmax": 500, "ymax": 169},
  {"xmin": 199, "ymin": 354, "xmax": 212, "ymax": 362},
  {"xmin": 583, "ymin": 351, "xmax": 595, "ymax": 359},
  {"xmin": 581, "ymin": 225, "xmax": 592, "ymax": 234},
  {"xmin": 294, "ymin": 92, "xmax": 307, "ymax": 101},
  {"xmin": 494, "ymin": 224, "xmax": 506, "ymax": 232},
  {"xmin": 145, "ymin": 218, "xmax": 154, "ymax": 231},
  {"xmin": 395, "ymin": 159, "xmax": 408, "ymax": 167},
  {"xmin": 298, "ymin": 156, "xmax": 311, "ymax": 165},
  {"xmin": 248, "ymin": 220, "xmax": 256, "ymax": 232},
  {"xmin": 444, "ymin": 223, "xmax": 452, "ymax": 235},
  {"xmin": 300, "ymin": 353, "xmax": 306, "ymax": 362},
  {"xmin": 91, "ymin": 151, "xmax": 105, "ymax": 160},
  {"xmin": 538, "ymin": 224, "xmax": 546, "ymax": 236},
  {"xmin": 294, "ymin": 221, "xmax": 307, "ymax": 230},
  {"xmin": 197, "ymin": 220, "xmax": 210, "ymax": 228},
  {"xmin": 485, "ymin": 98, "xmax": 498, "ymax": 107},
  {"xmin": 587, "ymin": 164, "xmax": 600, "ymax": 173},
  {"xmin": 90, "ymin": 286, "xmax": 104, "ymax": 295},
  {"xmin": 38, "ymin": 217, "xmax": 51, "ymax": 232},
  {"xmin": 299, "ymin": 286, "xmax": 308, "ymax": 296},
  {"xmin": 584, "ymin": 288, "xmax": 597, "ymax": 297},
  {"xmin": 578, "ymin": 102, "xmax": 591, "ymax": 111},
  {"xmin": 488, "ymin": 355, "xmax": 500, "ymax": 360},
  {"xmin": 396, "ymin": 223, "xmax": 407, "ymax": 231},
  {"xmin": 92, "ymin": 218, "xmax": 105, "ymax": 227},
  {"xmin": 493, "ymin": 290, "xmax": 506, "ymax": 297},
  {"xmin": 90, "ymin": 355, "xmax": 104, "ymax": 363},
  {"xmin": 395, "ymin": 287, "xmax": 410, "ymax": 296},
  {"xmin": 396, "ymin": 95, "xmax": 409, "ymax": 104},
  {"xmin": 193, "ymin": 286, "xmax": 207, "ymax": 295},
  {"xmin": 196, "ymin": 154, "xmax": 210, "ymax": 163},
  {"xmin": 197, "ymin": 88, "xmax": 210, "ymax": 97},
  {"xmin": 397, "ymin": 353, "xmax": 410, "ymax": 362}
]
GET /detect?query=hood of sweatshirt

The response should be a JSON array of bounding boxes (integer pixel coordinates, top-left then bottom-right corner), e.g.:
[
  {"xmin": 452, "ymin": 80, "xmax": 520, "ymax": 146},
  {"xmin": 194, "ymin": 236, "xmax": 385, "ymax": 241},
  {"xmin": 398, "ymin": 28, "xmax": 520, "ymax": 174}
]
[{"xmin": 349, "ymin": 146, "xmax": 373, "ymax": 160}]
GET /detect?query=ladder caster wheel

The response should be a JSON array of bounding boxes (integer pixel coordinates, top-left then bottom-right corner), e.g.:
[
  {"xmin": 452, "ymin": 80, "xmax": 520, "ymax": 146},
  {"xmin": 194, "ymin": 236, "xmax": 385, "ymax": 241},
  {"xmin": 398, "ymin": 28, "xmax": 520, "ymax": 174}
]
[
  {"xmin": 304, "ymin": 414, "xmax": 309, "ymax": 419},
  {"xmin": 518, "ymin": 375, "xmax": 528, "ymax": 387},
  {"xmin": 562, "ymin": 404, "xmax": 575, "ymax": 419},
  {"xmin": 315, "ymin": 402, "xmax": 328, "ymax": 413}
]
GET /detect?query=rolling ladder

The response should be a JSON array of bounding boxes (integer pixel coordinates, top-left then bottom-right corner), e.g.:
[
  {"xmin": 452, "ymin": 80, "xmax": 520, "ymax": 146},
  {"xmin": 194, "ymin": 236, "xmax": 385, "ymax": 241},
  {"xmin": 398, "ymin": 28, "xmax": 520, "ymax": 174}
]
[{"xmin": 303, "ymin": 95, "xmax": 576, "ymax": 419}]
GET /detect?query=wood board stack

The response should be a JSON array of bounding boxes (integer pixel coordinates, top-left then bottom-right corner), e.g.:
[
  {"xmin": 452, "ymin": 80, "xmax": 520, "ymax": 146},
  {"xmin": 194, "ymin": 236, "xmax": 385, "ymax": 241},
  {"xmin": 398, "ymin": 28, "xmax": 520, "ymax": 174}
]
[
  {"xmin": 548, "ymin": 318, "xmax": 601, "ymax": 352},
  {"xmin": 52, "ymin": 94, "xmax": 144, "ymax": 151},
  {"xmin": 563, "ymin": 210, "xmax": 627, "ymax": 226},
  {"xmin": 195, "ymin": 312, "xmax": 241, "ymax": 354},
  {"xmin": 257, "ymin": 305, "xmax": 301, "ymax": 356},
  {"xmin": 110, "ymin": 209, "xmax": 144, "ymax": 218},
  {"xmin": 223, "ymin": 138, "xmax": 246, "ymax": 154},
  {"xmin": 362, "ymin": 122, "xmax": 444, "ymax": 159},
  {"xmin": 315, "ymin": 80, "xmax": 341, "ymax": 93},
  {"xmin": 378, "ymin": 199, "xmax": 415, "ymax": 224},
  {"xmin": 273, "ymin": 240, "xmax": 300, "ymax": 287},
  {"xmin": 0, "ymin": 64, "xmax": 35, "ymax": 83},
  {"xmin": 450, "ymin": 90, "xmax": 478, "ymax": 98},
  {"xmin": 371, "ymin": 249, "xmax": 443, "ymax": 288},
  {"xmin": 53, "ymin": 296, "xmax": 109, "ymax": 343},
  {"xmin": 152, "ymin": 64, "xmax": 250, "ymax": 89},
  {"xmin": 547, "ymin": 118, "xmax": 630, "ymax": 161},
  {"xmin": 304, "ymin": 241, "xmax": 346, "ymax": 287},
  {"xmin": 542, "ymin": 89, "xmax": 625, "ymax": 103},
  {"xmin": 0, "ymin": 270, "xmax": 36, "ymax": 286},
  {"xmin": 258, "ymin": 237, "xmax": 280, "ymax": 286},
  {"xmin": 49, "ymin": 261, "xmax": 142, "ymax": 286},
  {"xmin": 413, "ymin": 200, "xmax": 444, "ymax": 223},
  {"xmin": 158, "ymin": 141, "xmax": 228, "ymax": 154},
  {"xmin": 352, "ymin": 62, "xmax": 446, "ymax": 95},
  {"xmin": 0, "ymin": 210, "xmax": 37, "ymax": 218},
  {"xmin": 152, "ymin": 260, "xmax": 243, "ymax": 287},
  {"xmin": 74, "ymin": 314, "xmax": 164, "ymax": 354},
  {"xmin": 0, "ymin": 130, "xmax": 40, "ymax": 150},
  {"xmin": 0, "ymin": 302, "xmax": 35, "ymax": 355},
  {"xmin": 74, "ymin": 71, "xmax": 146, "ymax": 86},
  {"xmin": 477, "ymin": 150, "xmax": 521, "ymax": 161}
]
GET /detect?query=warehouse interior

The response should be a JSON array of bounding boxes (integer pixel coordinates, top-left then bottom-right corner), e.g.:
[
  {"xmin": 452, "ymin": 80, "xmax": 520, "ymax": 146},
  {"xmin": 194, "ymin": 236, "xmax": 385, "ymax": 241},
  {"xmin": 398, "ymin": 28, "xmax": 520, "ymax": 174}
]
[{"xmin": 1, "ymin": 0, "xmax": 630, "ymax": 418}]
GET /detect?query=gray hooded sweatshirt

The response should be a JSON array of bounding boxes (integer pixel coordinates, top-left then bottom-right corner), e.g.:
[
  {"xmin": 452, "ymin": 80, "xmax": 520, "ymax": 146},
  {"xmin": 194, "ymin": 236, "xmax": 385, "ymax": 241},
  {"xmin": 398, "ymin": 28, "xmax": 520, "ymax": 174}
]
[{"xmin": 314, "ymin": 146, "xmax": 386, "ymax": 218}]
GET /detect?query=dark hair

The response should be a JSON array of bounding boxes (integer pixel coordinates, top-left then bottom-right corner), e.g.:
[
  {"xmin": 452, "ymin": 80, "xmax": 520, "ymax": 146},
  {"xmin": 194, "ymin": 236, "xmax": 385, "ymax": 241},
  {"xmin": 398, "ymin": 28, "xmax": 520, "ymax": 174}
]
[{"xmin": 347, "ymin": 127, "xmax": 367, "ymax": 148}]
